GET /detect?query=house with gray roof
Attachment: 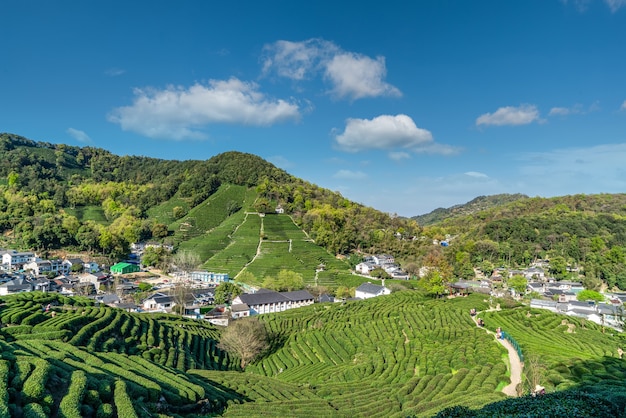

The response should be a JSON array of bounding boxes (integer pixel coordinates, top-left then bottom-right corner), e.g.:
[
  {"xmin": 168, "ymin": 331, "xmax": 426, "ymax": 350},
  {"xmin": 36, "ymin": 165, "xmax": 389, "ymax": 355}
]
[
  {"xmin": 231, "ymin": 288, "xmax": 314, "ymax": 315},
  {"xmin": 544, "ymin": 288, "xmax": 577, "ymax": 302},
  {"xmin": 355, "ymin": 282, "xmax": 391, "ymax": 299},
  {"xmin": 0, "ymin": 277, "xmax": 33, "ymax": 295},
  {"xmin": 142, "ymin": 292, "xmax": 176, "ymax": 312},
  {"xmin": 530, "ymin": 299, "xmax": 558, "ymax": 312}
]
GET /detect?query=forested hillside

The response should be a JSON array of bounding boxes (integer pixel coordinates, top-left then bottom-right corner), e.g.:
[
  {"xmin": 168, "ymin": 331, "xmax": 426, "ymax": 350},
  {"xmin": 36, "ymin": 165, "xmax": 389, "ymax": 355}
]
[
  {"xmin": 4, "ymin": 133, "xmax": 626, "ymax": 293},
  {"xmin": 412, "ymin": 194, "xmax": 529, "ymax": 226},
  {"xmin": 422, "ymin": 194, "xmax": 626, "ymax": 290},
  {"xmin": 0, "ymin": 133, "xmax": 422, "ymax": 265}
]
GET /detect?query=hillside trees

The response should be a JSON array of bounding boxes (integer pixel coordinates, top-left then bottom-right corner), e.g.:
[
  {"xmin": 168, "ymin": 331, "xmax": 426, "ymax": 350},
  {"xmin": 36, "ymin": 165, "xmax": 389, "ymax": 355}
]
[
  {"xmin": 418, "ymin": 248, "xmax": 453, "ymax": 297},
  {"xmin": 262, "ymin": 270, "xmax": 304, "ymax": 291},
  {"xmin": 507, "ymin": 275, "xmax": 528, "ymax": 295},
  {"xmin": 141, "ymin": 246, "xmax": 170, "ymax": 270}
]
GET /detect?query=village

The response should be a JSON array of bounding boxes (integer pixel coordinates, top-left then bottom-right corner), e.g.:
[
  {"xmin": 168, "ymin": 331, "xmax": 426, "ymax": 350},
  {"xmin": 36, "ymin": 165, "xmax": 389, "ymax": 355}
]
[{"xmin": 1, "ymin": 246, "xmax": 624, "ymax": 330}]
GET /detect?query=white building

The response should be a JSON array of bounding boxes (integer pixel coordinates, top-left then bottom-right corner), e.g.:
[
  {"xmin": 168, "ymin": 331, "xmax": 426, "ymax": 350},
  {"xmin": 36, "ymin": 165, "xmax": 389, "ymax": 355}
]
[
  {"xmin": 189, "ymin": 271, "xmax": 229, "ymax": 284},
  {"xmin": 1, "ymin": 250, "xmax": 36, "ymax": 270},
  {"xmin": 355, "ymin": 282, "xmax": 391, "ymax": 299},
  {"xmin": 231, "ymin": 289, "xmax": 315, "ymax": 315}
]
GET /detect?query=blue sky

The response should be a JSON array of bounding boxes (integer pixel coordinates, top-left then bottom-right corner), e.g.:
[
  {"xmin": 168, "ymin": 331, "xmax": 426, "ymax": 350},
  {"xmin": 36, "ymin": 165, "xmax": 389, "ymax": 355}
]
[{"xmin": 2, "ymin": 0, "xmax": 626, "ymax": 217}]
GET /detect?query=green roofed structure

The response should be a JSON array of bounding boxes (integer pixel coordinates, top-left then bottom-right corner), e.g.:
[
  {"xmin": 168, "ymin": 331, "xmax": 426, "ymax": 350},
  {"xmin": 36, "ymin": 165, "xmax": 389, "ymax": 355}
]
[{"xmin": 110, "ymin": 262, "xmax": 140, "ymax": 274}]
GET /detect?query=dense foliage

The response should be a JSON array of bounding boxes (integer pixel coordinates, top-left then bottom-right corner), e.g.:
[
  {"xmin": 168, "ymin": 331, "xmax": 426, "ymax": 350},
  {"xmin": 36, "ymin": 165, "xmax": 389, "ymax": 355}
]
[
  {"xmin": 0, "ymin": 133, "xmax": 424, "ymax": 264},
  {"xmin": 417, "ymin": 193, "xmax": 626, "ymax": 290},
  {"xmin": 412, "ymin": 193, "xmax": 528, "ymax": 226}
]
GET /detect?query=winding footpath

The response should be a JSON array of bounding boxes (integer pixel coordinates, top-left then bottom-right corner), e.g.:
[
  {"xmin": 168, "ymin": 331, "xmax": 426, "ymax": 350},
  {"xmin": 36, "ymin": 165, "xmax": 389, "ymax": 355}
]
[{"xmin": 472, "ymin": 312, "xmax": 523, "ymax": 397}]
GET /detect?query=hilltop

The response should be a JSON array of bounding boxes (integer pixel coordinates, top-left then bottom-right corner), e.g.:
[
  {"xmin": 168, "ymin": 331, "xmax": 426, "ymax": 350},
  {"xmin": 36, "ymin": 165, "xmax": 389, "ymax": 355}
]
[
  {"xmin": 411, "ymin": 194, "xmax": 529, "ymax": 226},
  {"xmin": 0, "ymin": 132, "xmax": 422, "ymax": 291}
]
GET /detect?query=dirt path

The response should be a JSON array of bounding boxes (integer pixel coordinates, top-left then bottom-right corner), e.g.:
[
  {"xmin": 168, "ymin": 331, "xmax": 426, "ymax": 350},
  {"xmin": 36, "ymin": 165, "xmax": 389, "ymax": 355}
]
[
  {"xmin": 498, "ymin": 337, "xmax": 523, "ymax": 396},
  {"xmin": 472, "ymin": 315, "xmax": 523, "ymax": 397}
]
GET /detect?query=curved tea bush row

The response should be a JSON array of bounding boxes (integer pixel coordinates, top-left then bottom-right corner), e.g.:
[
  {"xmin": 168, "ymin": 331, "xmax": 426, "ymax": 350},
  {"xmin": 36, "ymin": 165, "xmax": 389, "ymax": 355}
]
[
  {"xmin": 113, "ymin": 379, "xmax": 138, "ymax": 418},
  {"xmin": 481, "ymin": 306, "xmax": 624, "ymax": 392},
  {"xmin": 0, "ymin": 360, "xmax": 9, "ymax": 417},
  {"xmin": 58, "ymin": 370, "xmax": 87, "ymax": 418}
]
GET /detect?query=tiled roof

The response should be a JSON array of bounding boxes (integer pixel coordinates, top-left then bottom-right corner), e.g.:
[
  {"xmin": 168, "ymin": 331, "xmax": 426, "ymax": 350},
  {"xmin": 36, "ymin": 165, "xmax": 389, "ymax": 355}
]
[
  {"xmin": 238, "ymin": 289, "xmax": 314, "ymax": 306},
  {"xmin": 356, "ymin": 282, "xmax": 385, "ymax": 295}
]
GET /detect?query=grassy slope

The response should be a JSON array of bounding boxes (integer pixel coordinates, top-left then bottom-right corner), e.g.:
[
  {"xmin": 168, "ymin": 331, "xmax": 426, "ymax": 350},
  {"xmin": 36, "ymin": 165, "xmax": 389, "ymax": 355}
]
[
  {"xmin": 197, "ymin": 212, "xmax": 357, "ymax": 287},
  {"xmin": 169, "ymin": 184, "xmax": 249, "ymax": 240},
  {"xmin": 63, "ymin": 205, "xmax": 108, "ymax": 224},
  {"xmin": 481, "ymin": 307, "xmax": 625, "ymax": 390}
]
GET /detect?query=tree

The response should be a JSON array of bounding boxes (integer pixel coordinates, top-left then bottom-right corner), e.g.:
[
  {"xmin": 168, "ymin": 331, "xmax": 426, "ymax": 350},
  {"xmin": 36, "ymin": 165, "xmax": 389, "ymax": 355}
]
[
  {"xmin": 507, "ymin": 275, "xmax": 528, "ymax": 296},
  {"xmin": 276, "ymin": 270, "xmax": 304, "ymax": 291},
  {"xmin": 172, "ymin": 206, "xmax": 187, "ymax": 219},
  {"xmin": 214, "ymin": 282, "xmax": 242, "ymax": 305},
  {"xmin": 172, "ymin": 280, "xmax": 192, "ymax": 315},
  {"xmin": 548, "ymin": 256, "xmax": 567, "ymax": 279},
  {"xmin": 71, "ymin": 263, "xmax": 84, "ymax": 273},
  {"xmin": 334, "ymin": 285, "xmax": 352, "ymax": 298},
  {"xmin": 218, "ymin": 317, "xmax": 269, "ymax": 369},
  {"xmin": 151, "ymin": 223, "xmax": 169, "ymax": 239},
  {"xmin": 418, "ymin": 269, "xmax": 446, "ymax": 297},
  {"xmin": 141, "ymin": 246, "xmax": 161, "ymax": 268},
  {"xmin": 172, "ymin": 250, "xmax": 201, "ymax": 276},
  {"xmin": 576, "ymin": 289, "xmax": 605, "ymax": 303}
]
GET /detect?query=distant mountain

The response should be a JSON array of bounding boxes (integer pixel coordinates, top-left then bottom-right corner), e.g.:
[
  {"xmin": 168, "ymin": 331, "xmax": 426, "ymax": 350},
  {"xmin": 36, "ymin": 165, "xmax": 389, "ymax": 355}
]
[{"xmin": 412, "ymin": 193, "xmax": 529, "ymax": 226}]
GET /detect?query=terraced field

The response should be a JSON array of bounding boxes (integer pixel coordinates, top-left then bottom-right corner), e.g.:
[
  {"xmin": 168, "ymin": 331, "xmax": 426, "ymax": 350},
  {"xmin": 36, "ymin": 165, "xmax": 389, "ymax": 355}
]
[
  {"xmin": 0, "ymin": 292, "xmax": 236, "ymax": 416},
  {"xmin": 202, "ymin": 212, "xmax": 357, "ymax": 287},
  {"xmin": 481, "ymin": 306, "xmax": 626, "ymax": 393},
  {"xmin": 1, "ymin": 291, "xmax": 624, "ymax": 417}
]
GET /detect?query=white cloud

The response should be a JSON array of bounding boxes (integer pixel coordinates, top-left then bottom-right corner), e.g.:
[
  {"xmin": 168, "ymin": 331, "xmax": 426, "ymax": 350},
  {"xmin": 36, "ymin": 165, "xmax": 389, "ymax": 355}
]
[
  {"xmin": 333, "ymin": 169, "xmax": 368, "ymax": 180},
  {"xmin": 324, "ymin": 53, "xmax": 401, "ymax": 100},
  {"xmin": 334, "ymin": 114, "xmax": 433, "ymax": 153},
  {"xmin": 561, "ymin": 0, "xmax": 625, "ymax": 13},
  {"xmin": 476, "ymin": 104, "xmax": 540, "ymax": 126},
  {"xmin": 620, "ymin": 100, "xmax": 626, "ymax": 111},
  {"xmin": 67, "ymin": 128, "xmax": 92, "ymax": 143},
  {"xmin": 560, "ymin": 0, "xmax": 592, "ymax": 12},
  {"xmin": 262, "ymin": 39, "xmax": 336, "ymax": 80},
  {"xmin": 105, "ymin": 68, "xmax": 125, "ymax": 77},
  {"xmin": 108, "ymin": 78, "xmax": 300, "ymax": 140},
  {"xmin": 262, "ymin": 38, "xmax": 400, "ymax": 100},
  {"xmin": 605, "ymin": 0, "xmax": 626, "ymax": 12},
  {"xmin": 549, "ymin": 103, "xmax": 588, "ymax": 116},
  {"xmin": 389, "ymin": 151, "xmax": 411, "ymax": 161},
  {"xmin": 549, "ymin": 107, "xmax": 569, "ymax": 116},
  {"xmin": 465, "ymin": 171, "xmax": 489, "ymax": 178},
  {"xmin": 413, "ymin": 143, "xmax": 462, "ymax": 156}
]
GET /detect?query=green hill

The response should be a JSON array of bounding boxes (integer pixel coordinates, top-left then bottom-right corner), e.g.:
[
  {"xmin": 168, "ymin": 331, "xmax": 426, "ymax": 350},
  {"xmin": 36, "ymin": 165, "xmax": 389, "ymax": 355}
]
[
  {"xmin": 0, "ymin": 132, "xmax": 421, "ymax": 270},
  {"xmin": 412, "ymin": 194, "xmax": 529, "ymax": 226}
]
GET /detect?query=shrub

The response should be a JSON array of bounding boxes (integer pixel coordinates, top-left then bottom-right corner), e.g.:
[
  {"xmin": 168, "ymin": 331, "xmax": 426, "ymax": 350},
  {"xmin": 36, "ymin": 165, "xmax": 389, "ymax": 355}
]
[
  {"xmin": 96, "ymin": 403, "xmax": 114, "ymax": 418},
  {"xmin": 22, "ymin": 403, "xmax": 46, "ymax": 418},
  {"xmin": 113, "ymin": 380, "xmax": 138, "ymax": 418}
]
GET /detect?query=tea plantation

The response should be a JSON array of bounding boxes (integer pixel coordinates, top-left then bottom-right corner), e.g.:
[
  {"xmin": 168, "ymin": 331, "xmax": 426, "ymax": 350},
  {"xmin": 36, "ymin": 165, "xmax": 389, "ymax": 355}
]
[{"xmin": 0, "ymin": 291, "xmax": 625, "ymax": 417}]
